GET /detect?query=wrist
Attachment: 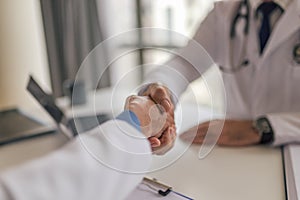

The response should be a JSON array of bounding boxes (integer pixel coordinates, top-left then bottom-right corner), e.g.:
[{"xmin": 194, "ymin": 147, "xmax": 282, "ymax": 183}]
[{"xmin": 116, "ymin": 110, "xmax": 142, "ymax": 133}]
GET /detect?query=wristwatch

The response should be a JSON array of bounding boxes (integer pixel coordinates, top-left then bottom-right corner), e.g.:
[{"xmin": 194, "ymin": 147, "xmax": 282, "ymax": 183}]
[{"xmin": 253, "ymin": 117, "xmax": 274, "ymax": 144}]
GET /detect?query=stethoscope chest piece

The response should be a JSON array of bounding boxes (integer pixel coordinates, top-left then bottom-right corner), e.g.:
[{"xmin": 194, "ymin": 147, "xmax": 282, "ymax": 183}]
[{"xmin": 293, "ymin": 44, "xmax": 300, "ymax": 64}]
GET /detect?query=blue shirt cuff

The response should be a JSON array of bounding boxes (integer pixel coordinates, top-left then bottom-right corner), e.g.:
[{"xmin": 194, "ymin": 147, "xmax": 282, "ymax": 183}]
[{"xmin": 116, "ymin": 110, "xmax": 141, "ymax": 132}]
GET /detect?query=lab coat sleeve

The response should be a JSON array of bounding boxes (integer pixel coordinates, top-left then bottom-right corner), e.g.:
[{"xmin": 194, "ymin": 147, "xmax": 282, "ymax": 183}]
[
  {"xmin": 266, "ymin": 113, "xmax": 300, "ymax": 146},
  {"xmin": 0, "ymin": 119, "xmax": 152, "ymax": 200},
  {"xmin": 143, "ymin": 5, "xmax": 218, "ymax": 103}
]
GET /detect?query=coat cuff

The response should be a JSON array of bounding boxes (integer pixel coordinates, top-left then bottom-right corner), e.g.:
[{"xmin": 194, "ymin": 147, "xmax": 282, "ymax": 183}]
[
  {"xmin": 265, "ymin": 113, "xmax": 300, "ymax": 146},
  {"xmin": 116, "ymin": 111, "xmax": 141, "ymax": 132}
]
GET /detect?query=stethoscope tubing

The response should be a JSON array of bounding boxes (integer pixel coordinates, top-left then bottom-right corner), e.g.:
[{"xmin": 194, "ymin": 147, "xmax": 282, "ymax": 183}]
[{"xmin": 219, "ymin": 0, "xmax": 300, "ymax": 73}]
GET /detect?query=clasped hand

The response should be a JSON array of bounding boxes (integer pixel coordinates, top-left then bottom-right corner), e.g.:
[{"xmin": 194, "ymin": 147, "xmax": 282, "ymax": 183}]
[{"xmin": 125, "ymin": 95, "xmax": 176, "ymax": 155}]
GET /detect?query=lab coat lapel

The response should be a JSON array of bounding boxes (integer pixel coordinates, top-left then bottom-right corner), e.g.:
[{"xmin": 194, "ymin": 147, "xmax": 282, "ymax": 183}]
[{"xmin": 262, "ymin": 0, "xmax": 300, "ymax": 59}]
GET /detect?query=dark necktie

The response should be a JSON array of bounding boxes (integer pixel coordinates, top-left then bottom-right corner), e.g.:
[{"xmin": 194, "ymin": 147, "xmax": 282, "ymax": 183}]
[{"xmin": 257, "ymin": 1, "xmax": 280, "ymax": 54}]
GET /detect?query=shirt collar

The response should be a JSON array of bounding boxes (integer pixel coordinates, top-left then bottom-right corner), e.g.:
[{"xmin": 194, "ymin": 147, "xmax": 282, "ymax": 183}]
[{"xmin": 249, "ymin": 0, "xmax": 292, "ymax": 11}]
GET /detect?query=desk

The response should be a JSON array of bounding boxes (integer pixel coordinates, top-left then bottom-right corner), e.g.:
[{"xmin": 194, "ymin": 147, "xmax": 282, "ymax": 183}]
[
  {"xmin": 0, "ymin": 88, "xmax": 285, "ymax": 200},
  {"xmin": 149, "ymin": 143, "xmax": 284, "ymax": 200},
  {"xmin": 148, "ymin": 103, "xmax": 285, "ymax": 200}
]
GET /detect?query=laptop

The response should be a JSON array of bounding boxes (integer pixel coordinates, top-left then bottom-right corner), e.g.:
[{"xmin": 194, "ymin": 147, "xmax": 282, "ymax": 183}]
[
  {"xmin": 0, "ymin": 108, "xmax": 56, "ymax": 145},
  {"xmin": 26, "ymin": 76, "xmax": 111, "ymax": 138}
]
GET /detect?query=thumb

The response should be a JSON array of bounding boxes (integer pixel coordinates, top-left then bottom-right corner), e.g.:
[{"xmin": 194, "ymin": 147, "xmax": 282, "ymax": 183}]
[{"xmin": 148, "ymin": 137, "xmax": 161, "ymax": 148}]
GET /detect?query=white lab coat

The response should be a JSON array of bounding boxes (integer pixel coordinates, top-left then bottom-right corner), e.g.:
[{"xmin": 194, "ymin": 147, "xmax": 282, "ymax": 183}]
[
  {"xmin": 0, "ymin": 120, "xmax": 151, "ymax": 200},
  {"xmin": 145, "ymin": 0, "xmax": 300, "ymax": 146}
]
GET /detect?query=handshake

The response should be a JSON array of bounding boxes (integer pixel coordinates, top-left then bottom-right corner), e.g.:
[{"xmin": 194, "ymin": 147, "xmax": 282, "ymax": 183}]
[{"xmin": 124, "ymin": 83, "xmax": 176, "ymax": 155}]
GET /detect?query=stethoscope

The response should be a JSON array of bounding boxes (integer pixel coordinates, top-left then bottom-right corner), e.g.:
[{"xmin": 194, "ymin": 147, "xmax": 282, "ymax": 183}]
[{"xmin": 220, "ymin": 0, "xmax": 300, "ymax": 74}]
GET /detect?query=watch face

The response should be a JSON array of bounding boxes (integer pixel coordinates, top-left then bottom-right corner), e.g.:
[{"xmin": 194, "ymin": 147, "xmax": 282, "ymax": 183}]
[
  {"xmin": 257, "ymin": 117, "xmax": 274, "ymax": 144},
  {"xmin": 259, "ymin": 119, "xmax": 271, "ymax": 133}
]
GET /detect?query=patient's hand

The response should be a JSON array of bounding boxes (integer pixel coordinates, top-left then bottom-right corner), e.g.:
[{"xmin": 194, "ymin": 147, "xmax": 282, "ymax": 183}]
[
  {"xmin": 125, "ymin": 95, "xmax": 176, "ymax": 154},
  {"xmin": 138, "ymin": 83, "xmax": 176, "ymax": 155}
]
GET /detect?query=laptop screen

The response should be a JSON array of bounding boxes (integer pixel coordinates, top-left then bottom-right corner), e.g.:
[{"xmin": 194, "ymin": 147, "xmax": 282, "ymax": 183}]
[
  {"xmin": 27, "ymin": 76, "xmax": 111, "ymax": 137},
  {"xmin": 27, "ymin": 76, "xmax": 64, "ymax": 124}
]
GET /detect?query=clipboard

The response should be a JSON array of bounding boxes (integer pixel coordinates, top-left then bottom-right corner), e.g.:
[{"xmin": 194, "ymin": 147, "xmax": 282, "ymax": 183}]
[{"xmin": 126, "ymin": 177, "xmax": 193, "ymax": 200}]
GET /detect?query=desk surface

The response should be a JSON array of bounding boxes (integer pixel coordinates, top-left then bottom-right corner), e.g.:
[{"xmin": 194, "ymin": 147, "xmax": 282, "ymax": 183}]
[
  {"xmin": 149, "ymin": 143, "xmax": 284, "ymax": 200},
  {"xmin": 149, "ymin": 103, "xmax": 285, "ymax": 200},
  {"xmin": 0, "ymin": 88, "xmax": 286, "ymax": 200}
]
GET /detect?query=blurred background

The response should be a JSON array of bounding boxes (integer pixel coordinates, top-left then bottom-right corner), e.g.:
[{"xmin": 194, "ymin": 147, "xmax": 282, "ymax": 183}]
[{"xmin": 0, "ymin": 0, "xmax": 223, "ymax": 111}]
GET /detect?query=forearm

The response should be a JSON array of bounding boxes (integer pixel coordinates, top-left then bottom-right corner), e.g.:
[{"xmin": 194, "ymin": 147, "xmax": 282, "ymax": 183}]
[
  {"xmin": 143, "ymin": 56, "xmax": 201, "ymax": 105},
  {"xmin": 142, "ymin": 6, "xmax": 219, "ymax": 104},
  {"xmin": 143, "ymin": 41, "xmax": 216, "ymax": 104}
]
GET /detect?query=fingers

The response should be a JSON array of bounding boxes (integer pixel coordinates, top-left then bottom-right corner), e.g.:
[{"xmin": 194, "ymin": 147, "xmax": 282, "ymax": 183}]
[
  {"xmin": 180, "ymin": 122, "xmax": 209, "ymax": 144},
  {"xmin": 144, "ymin": 103, "xmax": 175, "ymax": 138},
  {"xmin": 152, "ymin": 125, "xmax": 176, "ymax": 155},
  {"xmin": 180, "ymin": 126, "xmax": 198, "ymax": 143},
  {"xmin": 148, "ymin": 137, "xmax": 161, "ymax": 148},
  {"xmin": 160, "ymin": 113, "xmax": 175, "ymax": 133},
  {"xmin": 141, "ymin": 83, "xmax": 174, "ymax": 114},
  {"xmin": 160, "ymin": 99, "xmax": 172, "ymax": 113},
  {"xmin": 125, "ymin": 95, "xmax": 151, "ymax": 110},
  {"xmin": 129, "ymin": 86, "xmax": 177, "ymax": 154}
]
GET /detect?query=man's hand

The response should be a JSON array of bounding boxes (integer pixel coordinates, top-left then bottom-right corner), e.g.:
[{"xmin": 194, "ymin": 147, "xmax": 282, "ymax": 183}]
[
  {"xmin": 125, "ymin": 96, "xmax": 175, "ymax": 152},
  {"xmin": 138, "ymin": 83, "xmax": 176, "ymax": 154},
  {"xmin": 139, "ymin": 83, "xmax": 175, "ymax": 118},
  {"xmin": 180, "ymin": 120, "xmax": 261, "ymax": 146}
]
